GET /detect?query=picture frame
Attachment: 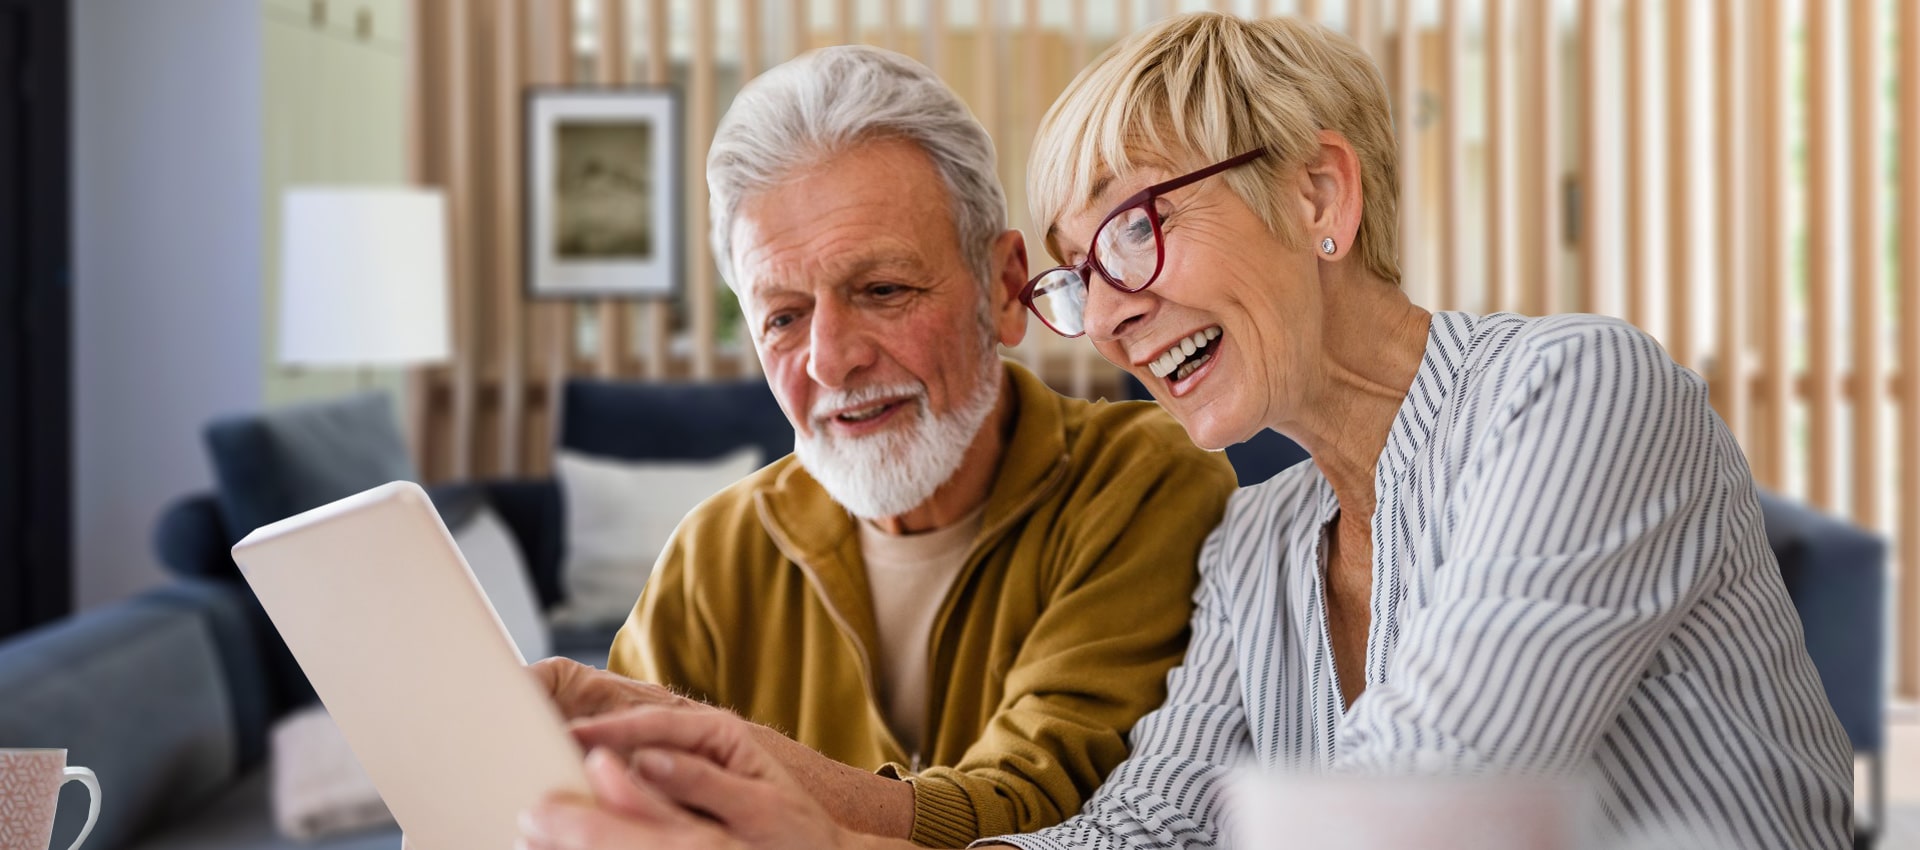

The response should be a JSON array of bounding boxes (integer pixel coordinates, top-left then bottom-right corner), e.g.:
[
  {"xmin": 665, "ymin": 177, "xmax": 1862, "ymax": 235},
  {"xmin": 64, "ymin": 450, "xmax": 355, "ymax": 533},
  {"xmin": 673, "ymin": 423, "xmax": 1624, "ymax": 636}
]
[{"xmin": 524, "ymin": 87, "xmax": 680, "ymax": 299}]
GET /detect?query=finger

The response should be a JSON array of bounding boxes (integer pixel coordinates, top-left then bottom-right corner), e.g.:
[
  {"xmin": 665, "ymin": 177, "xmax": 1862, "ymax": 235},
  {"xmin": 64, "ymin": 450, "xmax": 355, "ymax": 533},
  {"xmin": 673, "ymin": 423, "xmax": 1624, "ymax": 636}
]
[
  {"xmin": 521, "ymin": 794, "xmax": 670, "ymax": 850},
  {"xmin": 528, "ymin": 656, "xmax": 579, "ymax": 686},
  {"xmin": 627, "ymin": 746, "xmax": 782, "ymax": 828},
  {"xmin": 582, "ymin": 748, "xmax": 689, "ymax": 824},
  {"xmin": 570, "ymin": 706, "xmax": 767, "ymax": 777}
]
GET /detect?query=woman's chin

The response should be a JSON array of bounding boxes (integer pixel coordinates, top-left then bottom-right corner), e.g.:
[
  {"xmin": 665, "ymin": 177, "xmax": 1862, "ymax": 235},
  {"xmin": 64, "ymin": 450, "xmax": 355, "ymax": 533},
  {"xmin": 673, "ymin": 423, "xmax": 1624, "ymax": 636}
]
[{"xmin": 1175, "ymin": 409, "xmax": 1264, "ymax": 453}]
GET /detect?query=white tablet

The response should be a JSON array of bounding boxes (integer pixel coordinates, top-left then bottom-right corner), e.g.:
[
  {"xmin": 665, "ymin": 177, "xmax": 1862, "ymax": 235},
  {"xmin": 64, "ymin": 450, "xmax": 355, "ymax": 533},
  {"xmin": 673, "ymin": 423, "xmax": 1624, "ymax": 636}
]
[{"xmin": 232, "ymin": 480, "xmax": 590, "ymax": 850}]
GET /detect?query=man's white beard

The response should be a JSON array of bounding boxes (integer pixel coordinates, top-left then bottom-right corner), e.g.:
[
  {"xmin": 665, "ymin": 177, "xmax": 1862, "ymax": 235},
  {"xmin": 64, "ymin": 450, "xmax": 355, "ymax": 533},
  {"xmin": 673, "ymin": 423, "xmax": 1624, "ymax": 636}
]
[{"xmin": 794, "ymin": 352, "xmax": 1002, "ymax": 521}]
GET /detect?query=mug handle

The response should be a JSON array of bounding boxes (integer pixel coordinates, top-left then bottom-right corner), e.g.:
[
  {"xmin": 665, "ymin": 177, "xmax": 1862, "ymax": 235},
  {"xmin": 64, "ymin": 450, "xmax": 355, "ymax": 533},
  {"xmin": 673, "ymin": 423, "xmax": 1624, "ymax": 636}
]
[{"xmin": 59, "ymin": 767, "xmax": 100, "ymax": 850}]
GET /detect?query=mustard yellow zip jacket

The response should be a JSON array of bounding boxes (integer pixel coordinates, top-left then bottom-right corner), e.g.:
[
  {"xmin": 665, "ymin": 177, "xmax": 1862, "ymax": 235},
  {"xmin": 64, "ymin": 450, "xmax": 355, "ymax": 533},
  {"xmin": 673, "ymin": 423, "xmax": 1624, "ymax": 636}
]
[{"xmin": 609, "ymin": 361, "xmax": 1237, "ymax": 846}]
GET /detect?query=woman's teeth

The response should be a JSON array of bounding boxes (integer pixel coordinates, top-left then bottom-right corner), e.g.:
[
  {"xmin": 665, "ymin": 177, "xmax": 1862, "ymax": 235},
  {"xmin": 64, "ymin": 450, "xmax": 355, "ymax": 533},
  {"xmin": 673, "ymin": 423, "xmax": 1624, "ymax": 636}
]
[{"xmin": 1149, "ymin": 327, "xmax": 1222, "ymax": 379}]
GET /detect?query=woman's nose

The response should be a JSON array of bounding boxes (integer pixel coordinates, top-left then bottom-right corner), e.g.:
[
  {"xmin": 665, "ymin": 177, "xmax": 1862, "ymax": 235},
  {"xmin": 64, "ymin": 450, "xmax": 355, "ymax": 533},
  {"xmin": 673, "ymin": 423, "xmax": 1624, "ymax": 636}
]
[{"xmin": 1082, "ymin": 275, "xmax": 1152, "ymax": 343}]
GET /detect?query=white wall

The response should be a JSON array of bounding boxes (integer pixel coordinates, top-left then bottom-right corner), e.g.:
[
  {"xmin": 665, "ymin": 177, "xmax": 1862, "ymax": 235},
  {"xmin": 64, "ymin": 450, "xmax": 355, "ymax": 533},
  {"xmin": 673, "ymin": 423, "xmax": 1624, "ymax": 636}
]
[{"xmin": 73, "ymin": 0, "xmax": 264, "ymax": 609}]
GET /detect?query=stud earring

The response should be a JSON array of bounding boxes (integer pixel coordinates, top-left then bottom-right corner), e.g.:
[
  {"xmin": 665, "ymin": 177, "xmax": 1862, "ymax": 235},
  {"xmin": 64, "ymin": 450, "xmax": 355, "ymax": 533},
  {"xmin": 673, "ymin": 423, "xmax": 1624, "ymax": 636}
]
[{"xmin": 1319, "ymin": 237, "xmax": 1337, "ymax": 255}]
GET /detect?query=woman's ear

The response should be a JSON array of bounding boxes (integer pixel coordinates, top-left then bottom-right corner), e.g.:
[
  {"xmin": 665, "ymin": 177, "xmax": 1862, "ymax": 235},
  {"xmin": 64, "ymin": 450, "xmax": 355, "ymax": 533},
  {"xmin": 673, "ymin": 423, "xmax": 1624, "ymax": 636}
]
[{"xmin": 1298, "ymin": 129, "xmax": 1363, "ymax": 260}]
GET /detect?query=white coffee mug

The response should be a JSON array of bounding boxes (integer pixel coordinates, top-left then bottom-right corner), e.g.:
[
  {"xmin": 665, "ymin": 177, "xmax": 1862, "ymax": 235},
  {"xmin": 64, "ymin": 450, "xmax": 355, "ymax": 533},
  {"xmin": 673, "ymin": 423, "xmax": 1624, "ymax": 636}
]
[
  {"xmin": 0, "ymin": 749, "xmax": 100, "ymax": 850},
  {"xmin": 1231, "ymin": 770, "xmax": 1590, "ymax": 850}
]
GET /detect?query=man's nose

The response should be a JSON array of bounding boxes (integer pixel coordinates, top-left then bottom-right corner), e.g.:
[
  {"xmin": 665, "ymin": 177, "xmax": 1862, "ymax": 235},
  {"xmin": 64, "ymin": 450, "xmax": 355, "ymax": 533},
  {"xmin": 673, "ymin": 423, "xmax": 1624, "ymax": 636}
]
[{"xmin": 805, "ymin": 302, "xmax": 878, "ymax": 389}]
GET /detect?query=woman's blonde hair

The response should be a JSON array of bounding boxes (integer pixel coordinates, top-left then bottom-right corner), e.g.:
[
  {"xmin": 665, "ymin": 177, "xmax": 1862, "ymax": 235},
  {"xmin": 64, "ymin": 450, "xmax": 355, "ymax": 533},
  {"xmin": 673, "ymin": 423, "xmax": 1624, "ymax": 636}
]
[{"xmin": 1028, "ymin": 12, "xmax": 1400, "ymax": 284}]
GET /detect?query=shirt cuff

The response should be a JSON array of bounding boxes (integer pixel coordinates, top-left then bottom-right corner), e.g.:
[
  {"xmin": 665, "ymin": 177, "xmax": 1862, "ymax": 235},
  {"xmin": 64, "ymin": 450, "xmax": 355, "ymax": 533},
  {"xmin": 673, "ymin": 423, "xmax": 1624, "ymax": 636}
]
[{"xmin": 905, "ymin": 775, "xmax": 980, "ymax": 848}]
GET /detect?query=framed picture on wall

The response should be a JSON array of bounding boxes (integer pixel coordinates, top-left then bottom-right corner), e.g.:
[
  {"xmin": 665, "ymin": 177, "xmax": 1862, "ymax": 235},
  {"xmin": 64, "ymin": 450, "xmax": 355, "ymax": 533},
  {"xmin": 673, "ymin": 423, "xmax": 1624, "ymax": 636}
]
[{"xmin": 525, "ymin": 87, "xmax": 680, "ymax": 299}]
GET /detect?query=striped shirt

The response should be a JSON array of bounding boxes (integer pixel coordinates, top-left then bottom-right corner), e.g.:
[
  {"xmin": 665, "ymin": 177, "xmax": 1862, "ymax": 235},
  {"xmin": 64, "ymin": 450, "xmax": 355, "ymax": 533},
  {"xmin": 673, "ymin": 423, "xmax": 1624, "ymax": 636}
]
[{"xmin": 997, "ymin": 312, "xmax": 1852, "ymax": 849}]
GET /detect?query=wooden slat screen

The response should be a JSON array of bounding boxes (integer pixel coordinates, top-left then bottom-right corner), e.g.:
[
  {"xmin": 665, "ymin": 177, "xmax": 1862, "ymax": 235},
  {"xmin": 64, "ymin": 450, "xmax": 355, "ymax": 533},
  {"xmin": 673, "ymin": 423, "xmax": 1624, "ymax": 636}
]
[{"xmin": 408, "ymin": 0, "xmax": 1919, "ymax": 700}]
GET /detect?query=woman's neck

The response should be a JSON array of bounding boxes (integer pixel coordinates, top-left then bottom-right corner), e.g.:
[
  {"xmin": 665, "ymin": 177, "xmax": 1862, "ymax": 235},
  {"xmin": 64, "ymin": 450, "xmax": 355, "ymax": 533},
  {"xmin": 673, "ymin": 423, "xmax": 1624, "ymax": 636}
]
[{"xmin": 1277, "ymin": 269, "xmax": 1432, "ymax": 519}]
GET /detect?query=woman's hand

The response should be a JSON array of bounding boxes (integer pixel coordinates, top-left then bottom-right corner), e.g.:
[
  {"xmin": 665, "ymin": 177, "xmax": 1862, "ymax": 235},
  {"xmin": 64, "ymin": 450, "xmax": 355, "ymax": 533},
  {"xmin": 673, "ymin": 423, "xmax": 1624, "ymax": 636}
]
[{"xmin": 518, "ymin": 705, "xmax": 870, "ymax": 850}]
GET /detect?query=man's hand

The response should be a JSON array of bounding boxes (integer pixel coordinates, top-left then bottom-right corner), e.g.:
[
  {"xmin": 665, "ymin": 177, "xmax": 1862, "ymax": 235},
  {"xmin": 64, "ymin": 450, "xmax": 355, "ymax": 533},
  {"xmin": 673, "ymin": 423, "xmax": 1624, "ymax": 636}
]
[
  {"xmin": 529, "ymin": 658, "xmax": 913, "ymax": 840},
  {"xmin": 530, "ymin": 657, "xmax": 698, "ymax": 721},
  {"xmin": 519, "ymin": 706, "xmax": 898, "ymax": 850}
]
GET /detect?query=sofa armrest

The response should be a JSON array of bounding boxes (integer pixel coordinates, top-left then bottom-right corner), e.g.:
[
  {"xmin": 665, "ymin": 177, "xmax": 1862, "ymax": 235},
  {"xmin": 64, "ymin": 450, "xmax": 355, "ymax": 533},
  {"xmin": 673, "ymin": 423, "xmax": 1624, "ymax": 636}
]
[
  {"xmin": 479, "ymin": 478, "xmax": 565, "ymax": 610},
  {"xmin": 153, "ymin": 492, "xmax": 238, "ymax": 579},
  {"xmin": 1758, "ymin": 491, "xmax": 1886, "ymax": 755}
]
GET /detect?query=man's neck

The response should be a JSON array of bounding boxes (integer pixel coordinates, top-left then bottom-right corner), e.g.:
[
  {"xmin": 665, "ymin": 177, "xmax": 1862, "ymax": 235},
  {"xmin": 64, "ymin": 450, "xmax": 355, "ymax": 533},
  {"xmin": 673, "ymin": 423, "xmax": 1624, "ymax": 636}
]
[{"xmin": 867, "ymin": 377, "xmax": 1016, "ymax": 536}]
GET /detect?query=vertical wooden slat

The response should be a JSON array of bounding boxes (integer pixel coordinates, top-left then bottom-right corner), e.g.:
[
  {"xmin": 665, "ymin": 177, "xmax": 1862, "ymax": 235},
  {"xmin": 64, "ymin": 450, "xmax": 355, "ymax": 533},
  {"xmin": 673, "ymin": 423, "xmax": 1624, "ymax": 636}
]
[
  {"xmin": 744, "ymin": 0, "xmax": 763, "ymax": 77},
  {"xmin": 927, "ymin": 0, "xmax": 945, "ymax": 77},
  {"xmin": 1755, "ymin": 0, "xmax": 1791, "ymax": 490},
  {"xmin": 1351, "ymin": 0, "xmax": 1375, "ymax": 57},
  {"xmin": 1577, "ymin": 0, "xmax": 1602, "ymax": 315},
  {"xmin": 1806, "ymin": 0, "xmax": 1839, "ymax": 509},
  {"xmin": 691, "ymin": 0, "xmax": 718, "ymax": 377},
  {"xmin": 469, "ymin": 3, "xmax": 501, "ymax": 477},
  {"xmin": 407, "ymin": 0, "xmax": 445, "ymax": 477},
  {"xmin": 793, "ymin": 0, "xmax": 809, "ymax": 54},
  {"xmin": 1897, "ymin": 0, "xmax": 1920, "ymax": 701},
  {"xmin": 739, "ymin": 0, "xmax": 766, "ymax": 378},
  {"xmin": 1486, "ymin": 0, "xmax": 1513, "ymax": 313},
  {"xmin": 1713, "ymin": 0, "xmax": 1748, "ymax": 450},
  {"xmin": 1120, "ymin": 0, "xmax": 1134, "ymax": 35},
  {"xmin": 1301, "ymin": 0, "xmax": 1320, "ymax": 23},
  {"xmin": 1438, "ymin": 0, "xmax": 1463, "ymax": 311},
  {"xmin": 978, "ymin": 0, "xmax": 997, "ymax": 164},
  {"xmin": 1394, "ymin": 0, "xmax": 1416, "ymax": 300},
  {"xmin": 539, "ymin": 0, "xmax": 576, "ymax": 475},
  {"xmin": 1623, "ymin": 0, "xmax": 1645, "ymax": 328},
  {"xmin": 491, "ymin": 0, "xmax": 526, "ymax": 475},
  {"xmin": 882, "ymin": 0, "xmax": 899, "ymax": 51},
  {"xmin": 1069, "ymin": 0, "xmax": 1093, "ymax": 399},
  {"xmin": 1847, "ymin": 0, "xmax": 1881, "ymax": 528},
  {"xmin": 641, "ymin": 0, "xmax": 672, "ymax": 377},
  {"xmin": 839, "ymin": 0, "xmax": 856, "ymax": 42},
  {"xmin": 1526, "ymin": 0, "xmax": 1558, "ymax": 316},
  {"xmin": 1665, "ymin": 0, "xmax": 1691, "ymax": 369},
  {"xmin": 445, "ymin": 0, "xmax": 475, "ymax": 479},
  {"xmin": 596, "ymin": 0, "xmax": 631, "ymax": 379}
]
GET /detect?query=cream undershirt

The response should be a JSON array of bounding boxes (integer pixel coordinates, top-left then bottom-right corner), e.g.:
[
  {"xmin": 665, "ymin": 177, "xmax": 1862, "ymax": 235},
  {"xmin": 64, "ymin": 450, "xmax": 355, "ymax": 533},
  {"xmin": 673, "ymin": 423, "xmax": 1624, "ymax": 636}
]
[{"xmin": 856, "ymin": 504, "xmax": 986, "ymax": 761}]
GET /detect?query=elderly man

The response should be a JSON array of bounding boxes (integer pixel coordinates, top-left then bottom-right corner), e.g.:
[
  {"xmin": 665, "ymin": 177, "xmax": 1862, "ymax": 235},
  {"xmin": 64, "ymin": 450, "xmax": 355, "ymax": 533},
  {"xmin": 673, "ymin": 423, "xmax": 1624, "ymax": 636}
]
[{"xmin": 529, "ymin": 44, "xmax": 1235, "ymax": 848}]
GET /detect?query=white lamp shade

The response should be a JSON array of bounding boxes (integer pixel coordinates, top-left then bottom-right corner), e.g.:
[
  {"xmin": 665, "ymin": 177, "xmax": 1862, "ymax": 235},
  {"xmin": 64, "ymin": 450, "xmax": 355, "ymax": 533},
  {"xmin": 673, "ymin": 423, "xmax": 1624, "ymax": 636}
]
[{"xmin": 279, "ymin": 187, "xmax": 452, "ymax": 367}]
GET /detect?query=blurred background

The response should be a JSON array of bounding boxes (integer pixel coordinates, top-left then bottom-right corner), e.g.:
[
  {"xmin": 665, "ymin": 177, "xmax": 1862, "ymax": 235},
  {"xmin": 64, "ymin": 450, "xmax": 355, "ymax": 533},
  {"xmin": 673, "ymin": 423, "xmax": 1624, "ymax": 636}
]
[{"xmin": 0, "ymin": 0, "xmax": 1915, "ymax": 847}]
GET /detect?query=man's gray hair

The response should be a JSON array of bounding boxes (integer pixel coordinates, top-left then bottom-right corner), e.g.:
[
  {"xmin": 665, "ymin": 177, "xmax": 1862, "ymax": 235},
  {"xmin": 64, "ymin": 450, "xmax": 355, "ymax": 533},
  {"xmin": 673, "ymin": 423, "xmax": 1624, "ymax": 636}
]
[{"xmin": 707, "ymin": 45, "xmax": 1007, "ymax": 293}]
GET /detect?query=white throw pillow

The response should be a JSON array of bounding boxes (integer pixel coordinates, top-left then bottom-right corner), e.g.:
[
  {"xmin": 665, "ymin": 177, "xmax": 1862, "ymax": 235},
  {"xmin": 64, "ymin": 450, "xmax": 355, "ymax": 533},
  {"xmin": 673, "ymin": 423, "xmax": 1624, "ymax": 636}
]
[
  {"xmin": 270, "ymin": 705, "xmax": 395, "ymax": 840},
  {"xmin": 553, "ymin": 446, "xmax": 762, "ymax": 626},
  {"xmin": 452, "ymin": 504, "xmax": 550, "ymax": 661}
]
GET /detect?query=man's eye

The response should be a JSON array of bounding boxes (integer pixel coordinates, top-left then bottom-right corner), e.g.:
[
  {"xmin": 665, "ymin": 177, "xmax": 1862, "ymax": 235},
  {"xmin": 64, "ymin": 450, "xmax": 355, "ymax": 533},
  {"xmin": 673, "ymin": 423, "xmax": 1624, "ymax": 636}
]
[
  {"xmin": 869, "ymin": 283, "xmax": 907, "ymax": 298},
  {"xmin": 766, "ymin": 313, "xmax": 796, "ymax": 330}
]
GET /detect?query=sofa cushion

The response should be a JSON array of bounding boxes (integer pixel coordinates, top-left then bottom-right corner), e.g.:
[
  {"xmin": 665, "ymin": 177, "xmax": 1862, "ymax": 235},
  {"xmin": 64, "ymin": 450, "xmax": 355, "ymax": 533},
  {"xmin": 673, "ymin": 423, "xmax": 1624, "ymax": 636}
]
[
  {"xmin": 0, "ymin": 593, "xmax": 238, "ymax": 850},
  {"xmin": 552, "ymin": 447, "xmax": 762, "ymax": 627},
  {"xmin": 204, "ymin": 392, "xmax": 416, "ymax": 543},
  {"xmin": 1758, "ymin": 490, "xmax": 1886, "ymax": 753},
  {"xmin": 559, "ymin": 378, "xmax": 792, "ymax": 466},
  {"xmin": 141, "ymin": 581, "xmax": 277, "ymax": 771}
]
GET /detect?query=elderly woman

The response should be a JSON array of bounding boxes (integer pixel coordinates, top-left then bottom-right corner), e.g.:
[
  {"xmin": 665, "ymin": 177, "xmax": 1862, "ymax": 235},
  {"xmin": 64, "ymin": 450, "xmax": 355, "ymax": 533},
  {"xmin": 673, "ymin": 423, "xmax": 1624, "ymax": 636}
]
[{"xmin": 518, "ymin": 13, "xmax": 1852, "ymax": 850}]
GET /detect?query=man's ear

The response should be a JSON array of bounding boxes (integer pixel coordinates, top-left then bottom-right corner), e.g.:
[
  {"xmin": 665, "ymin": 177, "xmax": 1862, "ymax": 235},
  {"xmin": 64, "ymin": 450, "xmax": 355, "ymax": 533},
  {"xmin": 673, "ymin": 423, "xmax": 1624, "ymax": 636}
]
[
  {"xmin": 1299, "ymin": 129, "xmax": 1364, "ymax": 261},
  {"xmin": 989, "ymin": 229, "xmax": 1029, "ymax": 348}
]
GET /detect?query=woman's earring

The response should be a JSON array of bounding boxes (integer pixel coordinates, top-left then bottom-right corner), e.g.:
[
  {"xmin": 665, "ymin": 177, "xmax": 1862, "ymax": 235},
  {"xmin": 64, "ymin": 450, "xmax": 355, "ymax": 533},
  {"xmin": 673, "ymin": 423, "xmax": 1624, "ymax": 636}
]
[{"xmin": 1319, "ymin": 237, "xmax": 1337, "ymax": 255}]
